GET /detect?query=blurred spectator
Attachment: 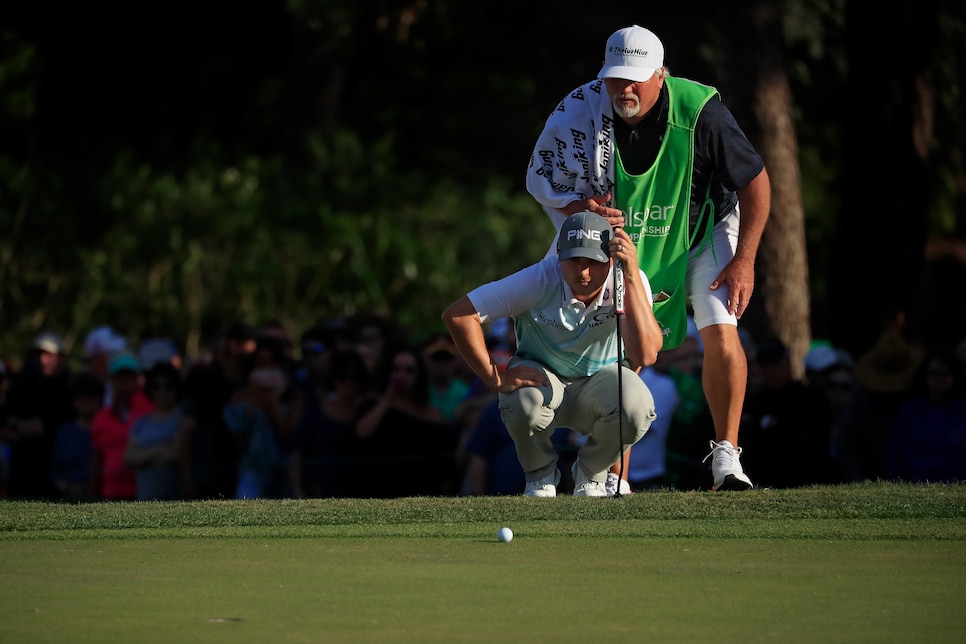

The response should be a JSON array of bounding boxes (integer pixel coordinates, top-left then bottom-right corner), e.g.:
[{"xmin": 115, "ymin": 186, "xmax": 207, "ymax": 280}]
[
  {"xmin": 451, "ymin": 331, "xmax": 516, "ymax": 494},
  {"xmin": 124, "ymin": 363, "xmax": 185, "ymax": 500},
  {"xmin": 293, "ymin": 324, "xmax": 331, "ymax": 399},
  {"xmin": 805, "ymin": 343, "xmax": 857, "ymax": 482},
  {"xmin": 739, "ymin": 338, "xmax": 834, "ymax": 488},
  {"xmin": 452, "ymin": 322, "xmax": 515, "ymax": 462},
  {"xmin": 625, "ymin": 363, "xmax": 680, "ymax": 491},
  {"xmin": 458, "ymin": 319, "xmax": 515, "ymax": 399},
  {"xmin": 350, "ymin": 314, "xmax": 406, "ymax": 398},
  {"xmin": 885, "ymin": 351, "xmax": 966, "ymax": 482},
  {"xmin": 661, "ymin": 318, "xmax": 715, "ymax": 490},
  {"xmin": 49, "ymin": 372, "xmax": 105, "ymax": 501},
  {"xmin": 739, "ymin": 327, "xmax": 762, "ymax": 396},
  {"xmin": 804, "ymin": 344, "xmax": 854, "ymax": 386},
  {"xmin": 462, "ymin": 398, "xmax": 525, "ymax": 495},
  {"xmin": 320, "ymin": 318, "xmax": 359, "ymax": 353},
  {"xmin": 83, "ymin": 325, "xmax": 128, "ymax": 406},
  {"xmin": 837, "ymin": 309, "xmax": 924, "ymax": 481},
  {"xmin": 248, "ymin": 334, "xmax": 304, "ymax": 496},
  {"xmin": 221, "ymin": 359, "xmax": 291, "ymax": 499},
  {"xmin": 485, "ymin": 317, "xmax": 515, "ymax": 354},
  {"xmin": 261, "ymin": 319, "xmax": 295, "ymax": 358},
  {"xmin": 422, "ymin": 333, "xmax": 472, "ymax": 424},
  {"xmin": 662, "ymin": 315, "xmax": 705, "ymax": 378},
  {"xmin": 137, "ymin": 337, "xmax": 182, "ymax": 372},
  {"xmin": 353, "ymin": 344, "xmax": 457, "ymax": 498},
  {"xmin": 0, "ymin": 332, "xmax": 74, "ymax": 499},
  {"xmin": 178, "ymin": 321, "xmax": 257, "ymax": 499},
  {"xmin": 90, "ymin": 351, "xmax": 154, "ymax": 500},
  {"xmin": 291, "ymin": 348, "xmax": 372, "ymax": 498},
  {"xmin": 824, "ymin": 367, "xmax": 857, "ymax": 429},
  {"xmin": 296, "ymin": 318, "xmax": 361, "ymax": 383},
  {"xmin": 260, "ymin": 319, "xmax": 301, "ymax": 379}
]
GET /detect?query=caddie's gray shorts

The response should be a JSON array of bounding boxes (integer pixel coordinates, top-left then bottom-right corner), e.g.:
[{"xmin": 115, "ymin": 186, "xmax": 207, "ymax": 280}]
[{"xmin": 688, "ymin": 210, "xmax": 739, "ymax": 331}]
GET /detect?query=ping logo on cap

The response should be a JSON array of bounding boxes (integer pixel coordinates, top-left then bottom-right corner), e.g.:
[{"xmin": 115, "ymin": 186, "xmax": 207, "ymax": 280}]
[
  {"xmin": 567, "ymin": 229, "xmax": 603, "ymax": 242},
  {"xmin": 557, "ymin": 211, "xmax": 611, "ymax": 263}
]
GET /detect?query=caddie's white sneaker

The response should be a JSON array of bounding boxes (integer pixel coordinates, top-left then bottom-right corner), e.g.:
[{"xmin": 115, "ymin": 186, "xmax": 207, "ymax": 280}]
[
  {"xmin": 524, "ymin": 469, "xmax": 561, "ymax": 497},
  {"xmin": 702, "ymin": 439, "xmax": 754, "ymax": 491},
  {"xmin": 572, "ymin": 462, "xmax": 607, "ymax": 497},
  {"xmin": 605, "ymin": 472, "xmax": 632, "ymax": 496}
]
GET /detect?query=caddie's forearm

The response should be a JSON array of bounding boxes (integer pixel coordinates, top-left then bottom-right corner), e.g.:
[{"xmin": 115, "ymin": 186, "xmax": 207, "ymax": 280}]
[
  {"xmin": 734, "ymin": 168, "xmax": 771, "ymax": 262},
  {"xmin": 442, "ymin": 296, "xmax": 503, "ymax": 389}
]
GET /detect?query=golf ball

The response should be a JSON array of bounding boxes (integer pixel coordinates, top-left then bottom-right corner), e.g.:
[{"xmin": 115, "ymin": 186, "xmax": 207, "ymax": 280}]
[{"xmin": 498, "ymin": 527, "xmax": 513, "ymax": 542}]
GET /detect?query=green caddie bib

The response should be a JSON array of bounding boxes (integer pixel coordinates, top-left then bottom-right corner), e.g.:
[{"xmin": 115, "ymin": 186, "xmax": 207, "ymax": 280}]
[{"xmin": 615, "ymin": 77, "xmax": 718, "ymax": 350}]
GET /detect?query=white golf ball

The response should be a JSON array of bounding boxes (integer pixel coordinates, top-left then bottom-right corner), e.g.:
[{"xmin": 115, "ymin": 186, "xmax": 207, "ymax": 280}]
[{"xmin": 498, "ymin": 527, "xmax": 513, "ymax": 543}]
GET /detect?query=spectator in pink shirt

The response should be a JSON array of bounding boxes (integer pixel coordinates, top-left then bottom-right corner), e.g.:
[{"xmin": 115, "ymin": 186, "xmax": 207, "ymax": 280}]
[{"xmin": 90, "ymin": 352, "xmax": 154, "ymax": 500}]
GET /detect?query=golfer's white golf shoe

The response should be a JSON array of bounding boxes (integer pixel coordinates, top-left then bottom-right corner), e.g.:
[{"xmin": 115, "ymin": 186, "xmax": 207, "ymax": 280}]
[
  {"xmin": 572, "ymin": 462, "xmax": 607, "ymax": 497},
  {"xmin": 524, "ymin": 469, "xmax": 560, "ymax": 497},
  {"xmin": 605, "ymin": 472, "xmax": 632, "ymax": 496}
]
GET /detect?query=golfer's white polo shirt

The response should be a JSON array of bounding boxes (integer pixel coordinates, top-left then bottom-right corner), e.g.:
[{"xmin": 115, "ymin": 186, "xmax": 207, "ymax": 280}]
[{"xmin": 468, "ymin": 257, "xmax": 653, "ymax": 379}]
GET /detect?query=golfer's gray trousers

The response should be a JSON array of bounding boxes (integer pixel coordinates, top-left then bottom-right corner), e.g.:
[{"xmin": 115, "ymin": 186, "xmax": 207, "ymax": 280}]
[{"xmin": 499, "ymin": 358, "xmax": 656, "ymax": 482}]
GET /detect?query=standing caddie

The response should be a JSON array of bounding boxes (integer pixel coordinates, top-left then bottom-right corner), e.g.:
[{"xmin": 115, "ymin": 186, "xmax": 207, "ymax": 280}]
[
  {"xmin": 442, "ymin": 212, "xmax": 663, "ymax": 497},
  {"xmin": 525, "ymin": 25, "xmax": 771, "ymax": 491}
]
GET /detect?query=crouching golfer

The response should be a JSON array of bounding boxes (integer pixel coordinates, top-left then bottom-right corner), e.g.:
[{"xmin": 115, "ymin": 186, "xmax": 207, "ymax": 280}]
[{"xmin": 442, "ymin": 212, "xmax": 663, "ymax": 497}]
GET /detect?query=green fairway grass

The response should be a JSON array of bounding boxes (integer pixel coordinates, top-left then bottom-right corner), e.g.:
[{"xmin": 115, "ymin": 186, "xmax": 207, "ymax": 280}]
[{"xmin": 2, "ymin": 482, "xmax": 965, "ymax": 643}]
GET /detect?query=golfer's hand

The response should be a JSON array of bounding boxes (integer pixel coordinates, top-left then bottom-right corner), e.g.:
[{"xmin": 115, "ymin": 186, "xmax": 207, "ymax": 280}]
[
  {"xmin": 608, "ymin": 227, "xmax": 637, "ymax": 267},
  {"xmin": 496, "ymin": 365, "xmax": 550, "ymax": 393},
  {"xmin": 562, "ymin": 194, "xmax": 625, "ymax": 229}
]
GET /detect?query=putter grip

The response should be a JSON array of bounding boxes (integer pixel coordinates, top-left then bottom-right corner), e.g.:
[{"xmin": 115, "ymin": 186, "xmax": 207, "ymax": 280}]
[{"xmin": 614, "ymin": 259, "xmax": 625, "ymax": 314}]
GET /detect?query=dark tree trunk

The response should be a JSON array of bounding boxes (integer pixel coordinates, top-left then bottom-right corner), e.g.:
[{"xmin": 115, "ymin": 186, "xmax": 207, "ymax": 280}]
[
  {"xmin": 725, "ymin": 1, "xmax": 813, "ymax": 377},
  {"xmin": 748, "ymin": 2, "xmax": 812, "ymax": 379}
]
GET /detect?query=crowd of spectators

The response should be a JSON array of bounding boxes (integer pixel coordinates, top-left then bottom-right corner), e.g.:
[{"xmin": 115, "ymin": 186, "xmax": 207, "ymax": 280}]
[{"xmin": 1, "ymin": 310, "xmax": 964, "ymax": 502}]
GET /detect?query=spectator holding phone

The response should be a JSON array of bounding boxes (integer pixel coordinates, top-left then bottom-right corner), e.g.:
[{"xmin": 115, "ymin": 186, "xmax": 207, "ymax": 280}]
[{"xmin": 353, "ymin": 344, "xmax": 456, "ymax": 498}]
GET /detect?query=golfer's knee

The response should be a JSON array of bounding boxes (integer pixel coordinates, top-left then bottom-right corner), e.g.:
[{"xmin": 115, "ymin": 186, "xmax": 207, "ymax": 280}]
[
  {"xmin": 501, "ymin": 387, "xmax": 554, "ymax": 435},
  {"xmin": 628, "ymin": 406, "xmax": 657, "ymax": 443}
]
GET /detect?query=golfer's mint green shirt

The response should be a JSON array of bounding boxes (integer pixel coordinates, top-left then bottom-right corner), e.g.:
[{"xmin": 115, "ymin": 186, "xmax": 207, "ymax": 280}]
[{"xmin": 467, "ymin": 257, "xmax": 654, "ymax": 379}]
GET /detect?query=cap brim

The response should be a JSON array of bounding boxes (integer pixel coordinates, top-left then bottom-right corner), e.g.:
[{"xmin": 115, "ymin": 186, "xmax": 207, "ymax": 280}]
[
  {"xmin": 109, "ymin": 359, "xmax": 141, "ymax": 374},
  {"xmin": 558, "ymin": 248, "xmax": 609, "ymax": 263},
  {"xmin": 598, "ymin": 65, "xmax": 656, "ymax": 83}
]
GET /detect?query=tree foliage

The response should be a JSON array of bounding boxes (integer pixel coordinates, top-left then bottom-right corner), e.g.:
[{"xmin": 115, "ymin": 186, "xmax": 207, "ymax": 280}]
[
  {"xmin": 1, "ymin": 124, "xmax": 549, "ymax": 360},
  {"xmin": 0, "ymin": 0, "xmax": 963, "ymax": 363}
]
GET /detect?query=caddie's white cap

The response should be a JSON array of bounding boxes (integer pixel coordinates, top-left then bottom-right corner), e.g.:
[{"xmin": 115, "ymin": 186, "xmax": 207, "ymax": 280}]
[{"xmin": 598, "ymin": 25, "xmax": 664, "ymax": 83}]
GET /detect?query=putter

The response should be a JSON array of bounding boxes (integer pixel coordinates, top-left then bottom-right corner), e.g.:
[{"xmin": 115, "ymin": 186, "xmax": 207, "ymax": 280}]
[{"xmin": 613, "ymin": 239, "xmax": 626, "ymax": 498}]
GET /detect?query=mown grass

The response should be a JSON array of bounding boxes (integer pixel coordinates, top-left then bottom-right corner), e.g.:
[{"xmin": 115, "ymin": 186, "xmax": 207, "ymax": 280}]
[
  {"xmin": 2, "ymin": 482, "xmax": 965, "ymax": 643},
  {"xmin": 2, "ymin": 481, "xmax": 965, "ymax": 541}
]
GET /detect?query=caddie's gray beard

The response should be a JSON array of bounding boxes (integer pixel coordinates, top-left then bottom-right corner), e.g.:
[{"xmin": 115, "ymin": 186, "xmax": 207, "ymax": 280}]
[{"xmin": 612, "ymin": 94, "xmax": 641, "ymax": 119}]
